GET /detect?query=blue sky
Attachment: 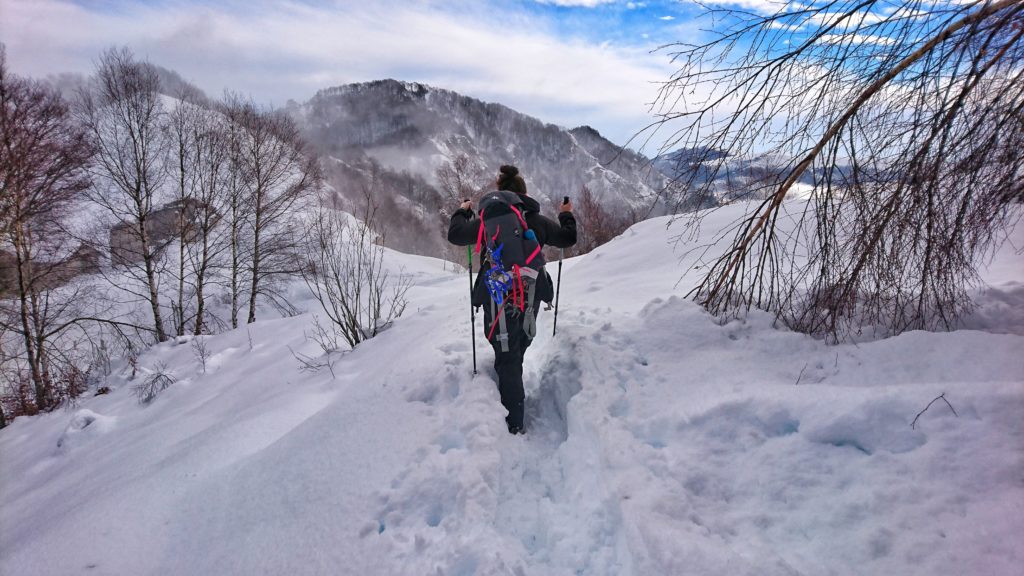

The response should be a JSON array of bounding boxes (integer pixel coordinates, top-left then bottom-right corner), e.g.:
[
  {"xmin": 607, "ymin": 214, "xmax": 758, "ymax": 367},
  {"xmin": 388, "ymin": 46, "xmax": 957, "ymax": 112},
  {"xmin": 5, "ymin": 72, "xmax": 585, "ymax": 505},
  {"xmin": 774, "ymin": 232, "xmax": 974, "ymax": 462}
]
[{"xmin": 0, "ymin": 0, "xmax": 744, "ymax": 147}]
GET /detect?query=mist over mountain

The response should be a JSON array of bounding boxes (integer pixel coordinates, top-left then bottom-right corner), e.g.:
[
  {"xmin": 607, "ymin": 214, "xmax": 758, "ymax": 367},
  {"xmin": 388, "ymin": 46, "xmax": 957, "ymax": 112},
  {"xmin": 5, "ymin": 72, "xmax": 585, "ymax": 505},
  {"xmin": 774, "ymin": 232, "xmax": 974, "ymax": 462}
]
[
  {"xmin": 653, "ymin": 146, "xmax": 855, "ymax": 207},
  {"xmin": 289, "ymin": 80, "xmax": 668, "ymax": 258}
]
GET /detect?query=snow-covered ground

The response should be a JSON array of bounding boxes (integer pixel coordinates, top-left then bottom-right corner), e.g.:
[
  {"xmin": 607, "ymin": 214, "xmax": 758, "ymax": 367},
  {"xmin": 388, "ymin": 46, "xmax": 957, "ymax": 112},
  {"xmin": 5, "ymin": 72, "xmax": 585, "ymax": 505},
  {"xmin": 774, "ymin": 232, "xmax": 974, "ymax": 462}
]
[{"xmin": 2, "ymin": 201, "xmax": 1022, "ymax": 575}]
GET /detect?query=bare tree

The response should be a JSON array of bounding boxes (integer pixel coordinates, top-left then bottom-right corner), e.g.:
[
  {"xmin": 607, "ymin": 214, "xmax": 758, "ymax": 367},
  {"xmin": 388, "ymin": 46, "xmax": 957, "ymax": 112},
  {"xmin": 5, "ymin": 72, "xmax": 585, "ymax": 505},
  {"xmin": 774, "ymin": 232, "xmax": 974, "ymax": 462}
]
[
  {"xmin": 77, "ymin": 47, "xmax": 170, "ymax": 342},
  {"xmin": 435, "ymin": 152, "xmax": 489, "ymax": 266},
  {"xmin": 223, "ymin": 95, "xmax": 321, "ymax": 324},
  {"xmin": 187, "ymin": 109, "xmax": 232, "ymax": 335},
  {"xmin": 164, "ymin": 85, "xmax": 232, "ymax": 337},
  {"xmin": 301, "ymin": 186, "xmax": 411, "ymax": 350},
  {"xmin": 647, "ymin": 0, "xmax": 1024, "ymax": 341},
  {"xmin": 166, "ymin": 84, "xmax": 208, "ymax": 336},
  {"xmin": 436, "ymin": 152, "xmax": 489, "ymax": 210},
  {"xmin": 0, "ymin": 44, "xmax": 95, "ymax": 410},
  {"xmin": 220, "ymin": 93, "xmax": 252, "ymax": 329},
  {"xmin": 572, "ymin": 185, "xmax": 637, "ymax": 255},
  {"xmin": 133, "ymin": 360, "xmax": 175, "ymax": 404}
]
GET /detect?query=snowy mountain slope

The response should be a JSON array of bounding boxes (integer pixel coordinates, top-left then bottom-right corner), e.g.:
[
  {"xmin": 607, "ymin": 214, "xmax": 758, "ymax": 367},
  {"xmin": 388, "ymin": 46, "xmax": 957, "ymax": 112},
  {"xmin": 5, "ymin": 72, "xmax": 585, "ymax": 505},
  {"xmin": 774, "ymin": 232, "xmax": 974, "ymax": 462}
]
[
  {"xmin": 296, "ymin": 80, "xmax": 664, "ymax": 209},
  {"xmin": 2, "ymin": 201, "xmax": 1022, "ymax": 575},
  {"xmin": 290, "ymin": 80, "xmax": 668, "ymax": 258}
]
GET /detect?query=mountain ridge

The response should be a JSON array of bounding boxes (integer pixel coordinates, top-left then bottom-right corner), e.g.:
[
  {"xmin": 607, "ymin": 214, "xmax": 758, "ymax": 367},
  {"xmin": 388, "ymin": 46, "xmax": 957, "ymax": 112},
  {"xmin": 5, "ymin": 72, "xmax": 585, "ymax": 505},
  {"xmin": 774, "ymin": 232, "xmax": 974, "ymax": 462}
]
[{"xmin": 289, "ymin": 79, "xmax": 668, "ymax": 257}]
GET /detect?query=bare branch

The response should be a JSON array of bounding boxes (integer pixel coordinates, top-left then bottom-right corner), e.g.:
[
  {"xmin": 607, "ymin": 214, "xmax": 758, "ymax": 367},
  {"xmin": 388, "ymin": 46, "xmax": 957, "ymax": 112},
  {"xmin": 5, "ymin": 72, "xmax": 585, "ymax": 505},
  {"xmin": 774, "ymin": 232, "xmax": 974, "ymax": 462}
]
[
  {"xmin": 911, "ymin": 392, "xmax": 959, "ymax": 429},
  {"xmin": 647, "ymin": 0, "xmax": 1024, "ymax": 341}
]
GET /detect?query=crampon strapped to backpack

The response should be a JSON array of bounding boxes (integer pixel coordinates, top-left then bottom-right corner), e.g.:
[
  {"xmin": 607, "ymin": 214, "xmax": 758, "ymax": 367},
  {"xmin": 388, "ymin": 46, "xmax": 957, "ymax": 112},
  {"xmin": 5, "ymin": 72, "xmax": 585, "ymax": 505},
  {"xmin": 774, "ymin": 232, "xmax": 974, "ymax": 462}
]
[{"xmin": 474, "ymin": 191, "xmax": 546, "ymax": 351}]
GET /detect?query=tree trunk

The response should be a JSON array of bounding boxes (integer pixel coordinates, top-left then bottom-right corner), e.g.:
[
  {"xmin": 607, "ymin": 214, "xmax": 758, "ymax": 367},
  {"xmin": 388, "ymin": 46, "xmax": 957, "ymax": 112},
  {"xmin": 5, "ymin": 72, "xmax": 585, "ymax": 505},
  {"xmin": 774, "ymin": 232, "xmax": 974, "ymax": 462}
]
[
  {"xmin": 177, "ymin": 204, "xmax": 186, "ymax": 337},
  {"xmin": 32, "ymin": 293, "xmax": 51, "ymax": 406},
  {"xmin": 137, "ymin": 210, "xmax": 168, "ymax": 342},
  {"xmin": 247, "ymin": 179, "xmax": 264, "ymax": 325},
  {"xmin": 230, "ymin": 202, "xmax": 240, "ymax": 330},
  {"xmin": 13, "ymin": 221, "xmax": 46, "ymax": 410},
  {"xmin": 145, "ymin": 252, "xmax": 167, "ymax": 342},
  {"xmin": 247, "ymin": 222, "xmax": 260, "ymax": 324},
  {"xmin": 194, "ymin": 235, "xmax": 209, "ymax": 335}
]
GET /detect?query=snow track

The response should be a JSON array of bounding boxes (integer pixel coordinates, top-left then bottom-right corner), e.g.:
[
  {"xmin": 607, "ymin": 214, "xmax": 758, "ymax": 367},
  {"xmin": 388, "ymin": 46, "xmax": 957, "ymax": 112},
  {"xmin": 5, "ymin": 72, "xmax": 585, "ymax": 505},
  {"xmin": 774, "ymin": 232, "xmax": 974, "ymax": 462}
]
[
  {"xmin": 495, "ymin": 336, "xmax": 632, "ymax": 576},
  {"xmin": 367, "ymin": 301, "xmax": 636, "ymax": 575}
]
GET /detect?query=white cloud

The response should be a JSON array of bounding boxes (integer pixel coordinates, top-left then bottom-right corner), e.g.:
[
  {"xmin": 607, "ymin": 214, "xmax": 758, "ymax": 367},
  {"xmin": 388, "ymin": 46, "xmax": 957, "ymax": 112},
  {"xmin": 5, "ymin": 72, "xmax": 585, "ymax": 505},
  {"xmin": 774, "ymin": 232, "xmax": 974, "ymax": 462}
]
[
  {"xmin": 533, "ymin": 0, "xmax": 616, "ymax": 7},
  {"xmin": 659, "ymin": 15, "xmax": 675, "ymax": 21},
  {"xmin": 695, "ymin": 0, "xmax": 788, "ymax": 14},
  {"xmin": 767, "ymin": 20, "xmax": 804, "ymax": 32},
  {"xmin": 807, "ymin": 9, "xmax": 888, "ymax": 27},
  {"xmin": 0, "ymin": 0, "xmax": 677, "ymax": 146},
  {"xmin": 701, "ymin": 2, "xmax": 901, "ymax": 44},
  {"xmin": 820, "ymin": 33, "xmax": 897, "ymax": 46}
]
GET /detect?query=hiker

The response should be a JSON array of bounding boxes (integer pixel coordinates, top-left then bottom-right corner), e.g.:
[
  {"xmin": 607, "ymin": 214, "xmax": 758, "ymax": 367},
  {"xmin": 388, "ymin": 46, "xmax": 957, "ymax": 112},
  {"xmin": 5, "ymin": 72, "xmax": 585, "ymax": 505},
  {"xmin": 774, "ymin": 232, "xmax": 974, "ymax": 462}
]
[{"xmin": 447, "ymin": 165, "xmax": 577, "ymax": 434}]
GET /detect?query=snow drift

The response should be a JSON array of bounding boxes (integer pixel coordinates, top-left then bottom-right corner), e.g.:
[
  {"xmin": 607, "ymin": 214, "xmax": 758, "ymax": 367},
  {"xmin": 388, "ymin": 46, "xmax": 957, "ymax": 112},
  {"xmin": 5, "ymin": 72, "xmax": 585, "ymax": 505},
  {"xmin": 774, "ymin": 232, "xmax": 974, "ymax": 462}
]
[{"xmin": 1, "ymin": 201, "xmax": 1021, "ymax": 575}]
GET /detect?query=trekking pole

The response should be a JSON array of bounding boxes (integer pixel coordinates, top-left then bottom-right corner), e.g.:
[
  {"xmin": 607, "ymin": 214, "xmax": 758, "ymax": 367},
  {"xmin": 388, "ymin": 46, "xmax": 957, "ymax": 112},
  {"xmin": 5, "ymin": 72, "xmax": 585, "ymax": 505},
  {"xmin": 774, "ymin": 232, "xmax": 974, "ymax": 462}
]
[
  {"xmin": 467, "ymin": 245, "xmax": 477, "ymax": 375},
  {"xmin": 552, "ymin": 196, "xmax": 569, "ymax": 337},
  {"xmin": 552, "ymin": 248, "xmax": 564, "ymax": 337}
]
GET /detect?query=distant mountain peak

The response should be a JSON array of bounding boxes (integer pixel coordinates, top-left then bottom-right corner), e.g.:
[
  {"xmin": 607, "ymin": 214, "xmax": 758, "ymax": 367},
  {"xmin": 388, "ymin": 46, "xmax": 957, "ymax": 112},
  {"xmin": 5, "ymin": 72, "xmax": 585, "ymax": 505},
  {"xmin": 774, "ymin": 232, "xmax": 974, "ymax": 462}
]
[
  {"xmin": 570, "ymin": 125, "xmax": 603, "ymax": 138},
  {"xmin": 315, "ymin": 79, "xmax": 432, "ymax": 100}
]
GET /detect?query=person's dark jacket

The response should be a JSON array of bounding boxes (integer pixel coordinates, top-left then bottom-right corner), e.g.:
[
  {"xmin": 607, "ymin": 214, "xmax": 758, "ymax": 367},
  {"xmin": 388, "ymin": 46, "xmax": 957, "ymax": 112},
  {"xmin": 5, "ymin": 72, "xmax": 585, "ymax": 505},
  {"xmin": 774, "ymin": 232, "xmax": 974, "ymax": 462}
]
[{"xmin": 448, "ymin": 193, "xmax": 576, "ymax": 306}]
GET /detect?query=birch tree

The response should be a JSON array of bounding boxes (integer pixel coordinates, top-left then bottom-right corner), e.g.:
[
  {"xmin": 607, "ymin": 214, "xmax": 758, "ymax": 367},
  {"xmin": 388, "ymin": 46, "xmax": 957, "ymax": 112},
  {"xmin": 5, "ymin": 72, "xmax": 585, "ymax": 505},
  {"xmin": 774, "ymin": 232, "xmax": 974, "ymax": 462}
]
[
  {"xmin": 227, "ymin": 97, "xmax": 321, "ymax": 324},
  {"xmin": 0, "ymin": 45, "xmax": 94, "ymax": 410},
  {"xmin": 166, "ymin": 84, "xmax": 206, "ymax": 336},
  {"xmin": 78, "ymin": 47, "xmax": 170, "ymax": 342},
  {"xmin": 186, "ymin": 109, "xmax": 232, "ymax": 335},
  {"xmin": 221, "ymin": 94, "xmax": 317, "ymax": 323}
]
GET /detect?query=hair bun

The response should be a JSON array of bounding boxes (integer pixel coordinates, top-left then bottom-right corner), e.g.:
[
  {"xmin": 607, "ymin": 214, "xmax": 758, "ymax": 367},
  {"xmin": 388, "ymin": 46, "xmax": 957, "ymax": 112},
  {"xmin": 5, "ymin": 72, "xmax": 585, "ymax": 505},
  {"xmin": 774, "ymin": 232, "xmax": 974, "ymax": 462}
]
[{"xmin": 496, "ymin": 164, "xmax": 527, "ymax": 194}]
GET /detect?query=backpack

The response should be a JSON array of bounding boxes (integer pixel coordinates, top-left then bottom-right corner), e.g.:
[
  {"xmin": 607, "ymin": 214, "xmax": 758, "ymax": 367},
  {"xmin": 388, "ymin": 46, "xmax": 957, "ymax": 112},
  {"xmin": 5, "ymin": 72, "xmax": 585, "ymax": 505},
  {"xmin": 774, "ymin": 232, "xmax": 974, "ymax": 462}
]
[{"xmin": 474, "ymin": 191, "xmax": 546, "ymax": 350}]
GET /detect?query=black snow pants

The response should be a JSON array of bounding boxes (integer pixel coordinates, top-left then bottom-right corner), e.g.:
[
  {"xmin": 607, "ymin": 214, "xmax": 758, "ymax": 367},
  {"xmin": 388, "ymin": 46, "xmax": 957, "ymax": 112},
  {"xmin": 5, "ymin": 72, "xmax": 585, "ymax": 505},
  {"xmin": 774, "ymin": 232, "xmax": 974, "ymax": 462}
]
[{"xmin": 483, "ymin": 302, "xmax": 538, "ymax": 432}]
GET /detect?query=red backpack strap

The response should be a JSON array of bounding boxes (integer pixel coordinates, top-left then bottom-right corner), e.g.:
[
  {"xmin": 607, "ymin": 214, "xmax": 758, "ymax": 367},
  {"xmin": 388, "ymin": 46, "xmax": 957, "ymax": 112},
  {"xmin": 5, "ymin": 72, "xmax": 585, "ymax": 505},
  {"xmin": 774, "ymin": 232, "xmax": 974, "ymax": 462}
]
[
  {"xmin": 508, "ymin": 205, "xmax": 529, "ymax": 229},
  {"xmin": 524, "ymin": 244, "xmax": 542, "ymax": 265},
  {"xmin": 514, "ymin": 265, "xmax": 526, "ymax": 311},
  {"xmin": 474, "ymin": 210, "xmax": 485, "ymax": 254}
]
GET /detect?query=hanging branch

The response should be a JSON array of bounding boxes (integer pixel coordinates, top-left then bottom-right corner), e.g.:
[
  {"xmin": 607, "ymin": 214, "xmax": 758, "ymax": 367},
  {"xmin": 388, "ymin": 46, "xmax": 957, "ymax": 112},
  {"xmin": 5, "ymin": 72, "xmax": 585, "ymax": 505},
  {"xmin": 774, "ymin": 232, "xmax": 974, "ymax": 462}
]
[{"xmin": 645, "ymin": 0, "xmax": 1024, "ymax": 341}]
